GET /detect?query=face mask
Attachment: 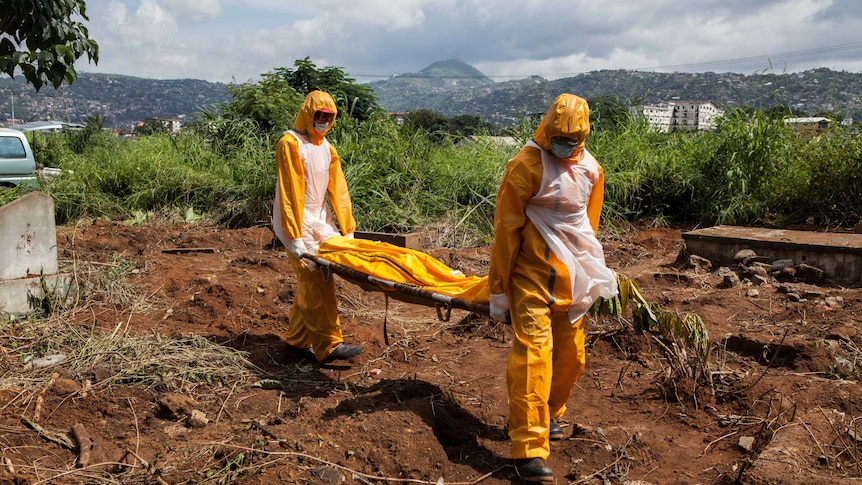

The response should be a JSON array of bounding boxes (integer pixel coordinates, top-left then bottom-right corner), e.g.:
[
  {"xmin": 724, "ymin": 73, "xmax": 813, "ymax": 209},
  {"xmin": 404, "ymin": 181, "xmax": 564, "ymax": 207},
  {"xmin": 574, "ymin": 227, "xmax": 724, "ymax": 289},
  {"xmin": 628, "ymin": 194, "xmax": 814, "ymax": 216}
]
[
  {"xmin": 549, "ymin": 138, "xmax": 579, "ymax": 158},
  {"xmin": 312, "ymin": 110, "xmax": 334, "ymax": 133}
]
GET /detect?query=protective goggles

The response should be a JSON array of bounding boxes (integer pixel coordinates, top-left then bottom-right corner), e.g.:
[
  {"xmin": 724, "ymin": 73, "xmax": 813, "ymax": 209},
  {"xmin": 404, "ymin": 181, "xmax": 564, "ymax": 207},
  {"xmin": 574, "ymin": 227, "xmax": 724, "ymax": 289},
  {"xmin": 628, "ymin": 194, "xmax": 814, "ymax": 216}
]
[
  {"xmin": 549, "ymin": 136, "xmax": 580, "ymax": 149},
  {"xmin": 313, "ymin": 110, "xmax": 335, "ymax": 124}
]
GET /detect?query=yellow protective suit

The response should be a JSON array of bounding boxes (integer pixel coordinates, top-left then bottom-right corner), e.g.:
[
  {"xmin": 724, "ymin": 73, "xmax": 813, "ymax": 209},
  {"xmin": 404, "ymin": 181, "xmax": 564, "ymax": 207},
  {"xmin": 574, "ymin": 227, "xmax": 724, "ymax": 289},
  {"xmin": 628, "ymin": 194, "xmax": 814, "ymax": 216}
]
[
  {"xmin": 273, "ymin": 91, "xmax": 357, "ymax": 361},
  {"xmin": 488, "ymin": 94, "xmax": 618, "ymax": 460},
  {"xmin": 317, "ymin": 236, "xmax": 489, "ymax": 303}
]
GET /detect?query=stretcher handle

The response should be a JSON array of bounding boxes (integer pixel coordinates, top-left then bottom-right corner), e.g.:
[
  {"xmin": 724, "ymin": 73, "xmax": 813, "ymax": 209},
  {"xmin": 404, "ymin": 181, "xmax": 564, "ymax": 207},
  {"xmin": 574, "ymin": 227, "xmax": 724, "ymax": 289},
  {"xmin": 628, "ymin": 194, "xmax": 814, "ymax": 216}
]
[{"xmin": 301, "ymin": 253, "xmax": 492, "ymax": 317}]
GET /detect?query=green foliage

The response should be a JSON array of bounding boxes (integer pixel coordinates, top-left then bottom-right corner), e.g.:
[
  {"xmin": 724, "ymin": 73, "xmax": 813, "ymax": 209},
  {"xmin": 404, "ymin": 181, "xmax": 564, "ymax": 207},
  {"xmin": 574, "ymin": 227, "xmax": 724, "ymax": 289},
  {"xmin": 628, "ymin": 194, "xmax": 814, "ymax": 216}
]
[
  {"xmin": 449, "ymin": 115, "xmax": 498, "ymax": 136},
  {"xmin": 28, "ymin": 130, "xmax": 74, "ymax": 167},
  {"xmin": 43, "ymin": 129, "xmax": 274, "ymax": 228},
  {"xmin": 68, "ymin": 117, "xmax": 105, "ymax": 154},
  {"xmin": 184, "ymin": 71, "xmax": 302, "ymax": 158},
  {"xmin": 589, "ymin": 95, "xmax": 632, "ymax": 133},
  {"xmin": 330, "ymin": 115, "xmax": 507, "ymax": 246},
  {"xmin": 403, "ymin": 109, "xmax": 453, "ymax": 143},
  {"xmin": 221, "ymin": 72, "xmax": 303, "ymax": 137},
  {"xmin": 24, "ymin": 102, "xmax": 861, "ymax": 247},
  {"xmin": 274, "ymin": 57, "xmax": 381, "ymax": 121},
  {"xmin": 134, "ymin": 119, "xmax": 170, "ymax": 136},
  {"xmin": 694, "ymin": 109, "xmax": 795, "ymax": 225},
  {"xmin": 799, "ymin": 128, "xmax": 862, "ymax": 226},
  {"xmin": 0, "ymin": 0, "xmax": 99, "ymax": 90}
]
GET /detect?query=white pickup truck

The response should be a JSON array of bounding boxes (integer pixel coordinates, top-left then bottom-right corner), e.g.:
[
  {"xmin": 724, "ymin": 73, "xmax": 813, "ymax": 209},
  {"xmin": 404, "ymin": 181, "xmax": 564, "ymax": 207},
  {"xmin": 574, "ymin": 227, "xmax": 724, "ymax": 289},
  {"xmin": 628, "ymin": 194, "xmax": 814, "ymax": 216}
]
[{"xmin": 0, "ymin": 128, "xmax": 38, "ymax": 188}]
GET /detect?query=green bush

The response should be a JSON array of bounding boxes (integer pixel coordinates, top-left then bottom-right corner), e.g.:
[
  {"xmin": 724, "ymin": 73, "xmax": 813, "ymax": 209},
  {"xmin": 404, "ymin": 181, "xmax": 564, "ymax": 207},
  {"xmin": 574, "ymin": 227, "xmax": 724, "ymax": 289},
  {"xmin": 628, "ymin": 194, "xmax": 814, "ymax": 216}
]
[{"xmin": 17, "ymin": 105, "xmax": 859, "ymax": 248}]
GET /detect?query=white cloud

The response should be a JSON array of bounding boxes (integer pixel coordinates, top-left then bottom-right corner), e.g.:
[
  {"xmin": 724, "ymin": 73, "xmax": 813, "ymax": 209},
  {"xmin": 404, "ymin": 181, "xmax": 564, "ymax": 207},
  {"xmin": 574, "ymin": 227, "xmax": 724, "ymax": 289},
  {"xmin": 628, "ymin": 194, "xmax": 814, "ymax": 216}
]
[
  {"xmin": 78, "ymin": 0, "xmax": 862, "ymax": 83},
  {"xmin": 101, "ymin": 0, "xmax": 177, "ymax": 42},
  {"xmin": 319, "ymin": 0, "xmax": 436, "ymax": 31},
  {"xmin": 161, "ymin": 0, "xmax": 223, "ymax": 20}
]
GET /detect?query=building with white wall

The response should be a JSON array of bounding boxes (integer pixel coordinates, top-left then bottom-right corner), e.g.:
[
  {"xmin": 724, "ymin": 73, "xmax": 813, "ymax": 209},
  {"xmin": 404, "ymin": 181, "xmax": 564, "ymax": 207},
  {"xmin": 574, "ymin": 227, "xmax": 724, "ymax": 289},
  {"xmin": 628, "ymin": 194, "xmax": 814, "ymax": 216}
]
[{"xmin": 633, "ymin": 101, "xmax": 723, "ymax": 133}]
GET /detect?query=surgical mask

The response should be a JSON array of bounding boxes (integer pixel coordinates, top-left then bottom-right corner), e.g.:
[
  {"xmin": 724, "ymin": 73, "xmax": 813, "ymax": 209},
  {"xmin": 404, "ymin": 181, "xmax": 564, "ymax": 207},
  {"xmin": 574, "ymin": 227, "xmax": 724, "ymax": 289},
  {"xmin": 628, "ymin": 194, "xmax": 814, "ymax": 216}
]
[
  {"xmin": 313, "ymin": 110, "xmax": 334, "ymax": 133},
  {"xmin": 549, "ymin": 137, "xmax": 579, "ymax": 159}
]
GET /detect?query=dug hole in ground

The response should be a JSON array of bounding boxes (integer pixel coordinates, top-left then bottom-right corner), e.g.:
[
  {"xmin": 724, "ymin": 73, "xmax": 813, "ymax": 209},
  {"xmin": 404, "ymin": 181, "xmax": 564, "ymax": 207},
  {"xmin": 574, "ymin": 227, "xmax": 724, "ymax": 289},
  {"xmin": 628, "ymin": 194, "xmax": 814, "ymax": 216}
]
[{"xmin": 1, "ymin": 220, "xmax": 861, "ymax": 484}]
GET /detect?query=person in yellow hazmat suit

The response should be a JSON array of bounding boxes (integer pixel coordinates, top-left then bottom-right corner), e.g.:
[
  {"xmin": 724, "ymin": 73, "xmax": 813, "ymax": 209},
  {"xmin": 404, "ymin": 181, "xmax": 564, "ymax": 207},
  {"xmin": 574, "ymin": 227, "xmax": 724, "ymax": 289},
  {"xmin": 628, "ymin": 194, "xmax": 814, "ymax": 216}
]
[
  {"xmin": 488, "ymin": 93, "xmax": 618, "ymax": 481},
  {"xmin": 272, "ymin": 90, "xmax": 364, "ymax": 363}
]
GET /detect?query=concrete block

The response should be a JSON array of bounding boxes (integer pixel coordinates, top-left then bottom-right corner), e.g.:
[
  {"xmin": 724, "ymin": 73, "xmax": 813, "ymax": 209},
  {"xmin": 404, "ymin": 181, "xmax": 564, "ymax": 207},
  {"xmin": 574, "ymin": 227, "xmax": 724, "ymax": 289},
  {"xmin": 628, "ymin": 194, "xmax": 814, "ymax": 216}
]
[
  {"xmin": 682, "ymin": 225, "xmax": 862, "ymax": 286},
  {"xmin": 0, "ymin": 192, "xmax": 72, "ymax": 314},
  {"xmin": 0, "ymin": 192, "xmax": 58, "ymax": 280}
]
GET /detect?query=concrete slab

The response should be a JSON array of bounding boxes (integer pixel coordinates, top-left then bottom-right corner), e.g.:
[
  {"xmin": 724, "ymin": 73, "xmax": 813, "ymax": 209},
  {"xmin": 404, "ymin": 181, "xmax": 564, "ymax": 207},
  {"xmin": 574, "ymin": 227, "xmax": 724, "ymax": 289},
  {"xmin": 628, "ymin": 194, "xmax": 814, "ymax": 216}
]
[
  {"xmin": 0, "ymin": 274, "xmax": 75, "ymax": 315},
  {"xmin": 0, "ymin": 192, "xmax": 72, "ymax": 314},
  {"xmin": 0, "ymin": 192, "xmax": 58, "ymax": 280},
  {"xmin": 682, "ymin": 225, "xmax": 862, "ymax": 286}
]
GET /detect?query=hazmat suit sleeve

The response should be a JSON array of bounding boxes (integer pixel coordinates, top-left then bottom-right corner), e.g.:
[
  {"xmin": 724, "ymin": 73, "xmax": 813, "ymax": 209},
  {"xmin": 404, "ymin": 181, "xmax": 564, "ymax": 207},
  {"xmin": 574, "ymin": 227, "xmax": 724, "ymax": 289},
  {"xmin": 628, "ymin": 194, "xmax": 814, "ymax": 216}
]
[
  {"xmin": 488, "ymin": 149, "xmax": 542, "ymax": 297},
  {"xmin": 275, "ymin": 134, "xmax": 305, "ymax": 241},
  {"xmin": 327, "ymin": 145, "xmax": 357, "ymax": 236},
  {"xmin": 586, "ymin": 163, "xmax": 605, "ymax": 236}
]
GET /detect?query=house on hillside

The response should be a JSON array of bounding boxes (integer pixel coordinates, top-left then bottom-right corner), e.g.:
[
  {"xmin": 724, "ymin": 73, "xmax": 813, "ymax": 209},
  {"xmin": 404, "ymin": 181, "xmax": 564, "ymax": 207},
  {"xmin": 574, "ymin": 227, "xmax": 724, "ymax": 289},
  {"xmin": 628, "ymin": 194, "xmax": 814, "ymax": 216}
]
[
  {"xmin": 632, "ymin": 101, "xmax": 723, "ymax": 133},
  {"xmin": 144, "ymin": 117, "xmax": 183, "ymax": 134},
  {"xmin": 783, "ymin": 116, "xmax": 830, "ymax": 135}
]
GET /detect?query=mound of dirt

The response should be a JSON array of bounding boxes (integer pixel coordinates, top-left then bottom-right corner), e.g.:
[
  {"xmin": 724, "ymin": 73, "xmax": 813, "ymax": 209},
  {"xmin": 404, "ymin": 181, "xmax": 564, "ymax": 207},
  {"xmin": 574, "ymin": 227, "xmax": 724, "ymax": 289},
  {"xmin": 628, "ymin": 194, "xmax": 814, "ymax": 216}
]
[{"xmin": 2, "ymin": 220, "xmax": 861, "ymax": 484}]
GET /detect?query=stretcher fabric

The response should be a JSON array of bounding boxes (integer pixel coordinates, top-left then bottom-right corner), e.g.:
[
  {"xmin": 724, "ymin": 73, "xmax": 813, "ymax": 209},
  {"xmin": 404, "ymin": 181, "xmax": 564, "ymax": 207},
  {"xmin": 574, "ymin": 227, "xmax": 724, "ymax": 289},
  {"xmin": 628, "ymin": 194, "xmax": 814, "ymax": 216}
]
[{"xmin": 316, "ymin": 236, "xmax": 490, "ymax": 305}]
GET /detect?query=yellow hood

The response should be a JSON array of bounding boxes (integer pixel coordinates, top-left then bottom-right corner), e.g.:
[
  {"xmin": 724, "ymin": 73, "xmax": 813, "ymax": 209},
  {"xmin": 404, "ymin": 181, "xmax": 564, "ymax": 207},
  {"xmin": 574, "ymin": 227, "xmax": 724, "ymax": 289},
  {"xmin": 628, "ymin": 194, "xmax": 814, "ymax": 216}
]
[
  {"xmin": 533, "ymin": 93, "xmax": 590, "ymax": 153},
  {"xmin": 293, "ymin": 90, "xmax": 338, "ymax": 145}
]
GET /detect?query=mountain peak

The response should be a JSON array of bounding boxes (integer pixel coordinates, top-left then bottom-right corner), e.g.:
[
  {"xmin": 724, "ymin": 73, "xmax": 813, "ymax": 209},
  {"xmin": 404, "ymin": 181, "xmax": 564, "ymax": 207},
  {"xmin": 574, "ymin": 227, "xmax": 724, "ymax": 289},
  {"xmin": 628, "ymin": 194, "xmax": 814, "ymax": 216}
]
[{"xmin": 418, "ymin": 59, "xmax": 489, "ymax": 81}]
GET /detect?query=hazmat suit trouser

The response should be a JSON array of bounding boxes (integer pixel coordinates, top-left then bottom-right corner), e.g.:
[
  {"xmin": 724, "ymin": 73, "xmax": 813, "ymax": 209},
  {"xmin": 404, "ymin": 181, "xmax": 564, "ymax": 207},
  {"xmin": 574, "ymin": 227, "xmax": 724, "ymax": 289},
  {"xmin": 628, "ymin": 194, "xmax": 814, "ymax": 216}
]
[
  {"xmin": 284, "ymin": 256, "xmax": 344, "ymax": 361},
  {"xmin": 508, "ymin": 281, "xmax": 587, "ymax": 460}
]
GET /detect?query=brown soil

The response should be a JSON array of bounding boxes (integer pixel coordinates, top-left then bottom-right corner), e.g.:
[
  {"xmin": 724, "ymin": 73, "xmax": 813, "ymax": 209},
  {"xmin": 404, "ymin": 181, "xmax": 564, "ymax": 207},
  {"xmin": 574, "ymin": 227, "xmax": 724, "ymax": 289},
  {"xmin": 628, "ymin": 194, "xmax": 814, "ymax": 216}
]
[{"xmin": 3, "ymin": 220, "xmax": 862, "ymax": 484}]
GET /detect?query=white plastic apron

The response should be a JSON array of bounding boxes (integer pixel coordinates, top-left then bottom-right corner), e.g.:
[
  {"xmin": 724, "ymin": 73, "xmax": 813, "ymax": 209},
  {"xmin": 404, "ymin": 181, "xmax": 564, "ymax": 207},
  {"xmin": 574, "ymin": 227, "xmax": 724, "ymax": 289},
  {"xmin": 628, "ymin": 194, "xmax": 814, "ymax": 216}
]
[
  {"xmin": 525, "ymin": 140, "xmax": 618, "ymax": 322},
  {"xmin": 273, "ymin": 130, "xmax": 341, "ymax": 254}
]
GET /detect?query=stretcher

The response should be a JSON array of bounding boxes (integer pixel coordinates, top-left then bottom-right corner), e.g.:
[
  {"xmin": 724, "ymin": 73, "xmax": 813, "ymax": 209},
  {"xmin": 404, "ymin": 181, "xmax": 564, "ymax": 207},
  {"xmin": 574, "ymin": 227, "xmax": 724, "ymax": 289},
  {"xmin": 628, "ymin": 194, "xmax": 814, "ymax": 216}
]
[
  {"xmin": 300, "ymin": 235, "xmax": 491, "ymax": 325},
  {"xmin": 300, "ymin": 237, "xmax": 711, "ymax": 359}
]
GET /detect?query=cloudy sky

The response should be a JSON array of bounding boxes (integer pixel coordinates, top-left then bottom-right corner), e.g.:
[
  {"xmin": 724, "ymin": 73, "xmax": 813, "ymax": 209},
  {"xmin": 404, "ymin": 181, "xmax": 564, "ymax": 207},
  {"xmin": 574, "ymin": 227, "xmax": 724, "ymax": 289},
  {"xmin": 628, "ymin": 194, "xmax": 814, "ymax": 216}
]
[{"xmin": 78, "ymin": 0, "xmax": 862, "ymax": 84}]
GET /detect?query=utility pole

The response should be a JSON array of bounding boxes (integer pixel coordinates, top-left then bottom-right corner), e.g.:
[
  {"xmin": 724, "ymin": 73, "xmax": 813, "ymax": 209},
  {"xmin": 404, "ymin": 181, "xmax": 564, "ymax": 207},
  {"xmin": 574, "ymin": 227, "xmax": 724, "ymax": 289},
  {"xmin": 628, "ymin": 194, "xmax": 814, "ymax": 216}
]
[{"xmin": 10, "ymin": 92, "xmax": 14, "ymax": 125}]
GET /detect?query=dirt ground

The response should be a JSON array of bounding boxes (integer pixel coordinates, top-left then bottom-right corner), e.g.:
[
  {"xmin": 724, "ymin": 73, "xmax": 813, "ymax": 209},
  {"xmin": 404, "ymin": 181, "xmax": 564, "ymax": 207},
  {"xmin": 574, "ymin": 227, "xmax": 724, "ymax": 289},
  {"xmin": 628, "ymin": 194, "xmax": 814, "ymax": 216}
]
[{"xmin": 2, "ymin": 220, "xmax": 862, "ymax": 484}]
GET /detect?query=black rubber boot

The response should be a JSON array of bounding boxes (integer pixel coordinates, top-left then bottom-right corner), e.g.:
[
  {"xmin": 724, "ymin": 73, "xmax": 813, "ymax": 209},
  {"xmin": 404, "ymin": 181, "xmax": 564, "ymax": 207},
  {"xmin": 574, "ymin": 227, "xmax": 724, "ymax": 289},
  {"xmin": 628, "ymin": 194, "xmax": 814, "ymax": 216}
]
[
  {"xmin": 514, "ymin": 457, "xmax": 554, "ymax": 483},
  {"xmin": 286, "ymin": 344, "xmax": 316, "ymax": 361},
  {"xmin": 325, "ymin": 343, "xmax": 363, "ymax": 362},
  {"xmin": 549, "ymin": 420, "xmax": 563, "ymax": 441}
]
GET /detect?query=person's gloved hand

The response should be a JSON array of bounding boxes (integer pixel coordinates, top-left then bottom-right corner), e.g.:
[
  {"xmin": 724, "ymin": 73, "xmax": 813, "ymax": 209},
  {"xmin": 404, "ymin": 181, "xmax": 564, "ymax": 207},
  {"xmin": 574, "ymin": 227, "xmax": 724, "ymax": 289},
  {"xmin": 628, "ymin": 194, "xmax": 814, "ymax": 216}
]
[
  {"xmin": 489, "ymin": 293, "xmax": 509, "ymax": 323},
  {"xmin": 344, "ymin": 233, "xmax": 354, "ymax": 239},
  {"xmin": 288, "ymin": 238, "xmax": 308, "ymax": 259}
]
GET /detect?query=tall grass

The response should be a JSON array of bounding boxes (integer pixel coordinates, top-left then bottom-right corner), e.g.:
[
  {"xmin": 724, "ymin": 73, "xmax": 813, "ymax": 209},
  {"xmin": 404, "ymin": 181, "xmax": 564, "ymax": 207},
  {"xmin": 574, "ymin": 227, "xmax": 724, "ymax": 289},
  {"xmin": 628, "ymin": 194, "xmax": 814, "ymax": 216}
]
[
  {"xmin": 331, "ymin": 116, "xmax": 511, "ymax": 246},
  {"xmin": 45, "ymin": 125, "xmax": 275, "ymax": 227},
  {"xmin": 6, "ymin": 110, "xmax": 858, "ymax": 247}
]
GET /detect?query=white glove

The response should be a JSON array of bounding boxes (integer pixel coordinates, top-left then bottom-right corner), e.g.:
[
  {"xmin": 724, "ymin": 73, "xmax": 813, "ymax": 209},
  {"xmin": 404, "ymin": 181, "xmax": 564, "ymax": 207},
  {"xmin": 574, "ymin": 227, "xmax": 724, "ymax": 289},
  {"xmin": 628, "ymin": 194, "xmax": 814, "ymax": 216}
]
[
  {"xmin": 288, "ymin": 238, "xmax": 308, "ymax": 259},
  {"xmin": 344, "ymin": 233, "xmax": 354, "ymax": 239},
  {"xmin": 489, "ymin": 293, "xmax": 509, "ymax": 323}
]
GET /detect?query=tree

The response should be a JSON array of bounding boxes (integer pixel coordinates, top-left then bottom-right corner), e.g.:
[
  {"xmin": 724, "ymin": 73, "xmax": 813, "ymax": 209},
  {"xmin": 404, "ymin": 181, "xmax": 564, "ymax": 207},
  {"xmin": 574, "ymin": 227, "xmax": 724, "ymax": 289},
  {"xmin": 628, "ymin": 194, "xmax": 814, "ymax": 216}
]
[
  {"xmin": 134, "ymin": 119, "xmax": 169, "ymax": 136},
  {"xmin": 403, "ymin": 109, "xmax": 452, "ymax": 143},
  {"xmin": 223, "ymin": 72, "xmax": 303, "ymax": 135},
  {"xmin": 0, "ymin": 0, "xmax": 99, "ymax": 91},
  {"xmin": 589, "ymin": 96, "xmax": 630, "ymax": 133},
  {"xmin": 186, "ymin": 71, "xmax": 303, "ymax": 154},
  {"xmin": 274, "ymin": 57, "xmax": 380, "ymax": 121},
  {"xmin": 450, "ymin": 114, "xmax": 496, "ymax": 136}
]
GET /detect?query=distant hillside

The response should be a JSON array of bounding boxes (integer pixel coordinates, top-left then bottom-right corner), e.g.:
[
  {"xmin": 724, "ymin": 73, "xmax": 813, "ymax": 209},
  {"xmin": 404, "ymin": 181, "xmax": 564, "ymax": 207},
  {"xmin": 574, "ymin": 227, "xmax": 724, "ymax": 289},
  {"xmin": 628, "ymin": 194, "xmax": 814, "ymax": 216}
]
[
  {"xmin": 368, "ymin": 58, "xmax": 495, "ymax": 112},
  {"xmin": 372, "ymin": 63, "xmax": 862, "ymax": 126},
  {"xmin": 0, "ymin": 73, "xmax": 230, "ymax": 129},
  {"xmin": 1, "ymin": 61, "xmax": 860, "ymax": 129}
]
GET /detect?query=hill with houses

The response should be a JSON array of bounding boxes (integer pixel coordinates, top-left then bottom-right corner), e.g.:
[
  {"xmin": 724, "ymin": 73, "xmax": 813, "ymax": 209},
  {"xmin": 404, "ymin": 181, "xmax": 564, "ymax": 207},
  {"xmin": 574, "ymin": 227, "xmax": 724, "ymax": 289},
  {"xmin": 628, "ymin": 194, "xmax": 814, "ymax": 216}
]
[{"xmin": 1, "ymin": 59, "xmax": 860, "ymax": 129}]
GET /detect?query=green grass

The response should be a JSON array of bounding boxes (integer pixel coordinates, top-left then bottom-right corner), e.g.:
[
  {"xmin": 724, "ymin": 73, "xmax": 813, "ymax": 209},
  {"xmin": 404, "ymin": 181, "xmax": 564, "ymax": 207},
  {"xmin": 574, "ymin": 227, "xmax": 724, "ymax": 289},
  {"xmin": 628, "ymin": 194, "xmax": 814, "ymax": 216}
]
[{"xmin": 4, "ymin": 111, "xmax": 858, "ymax": 247}]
